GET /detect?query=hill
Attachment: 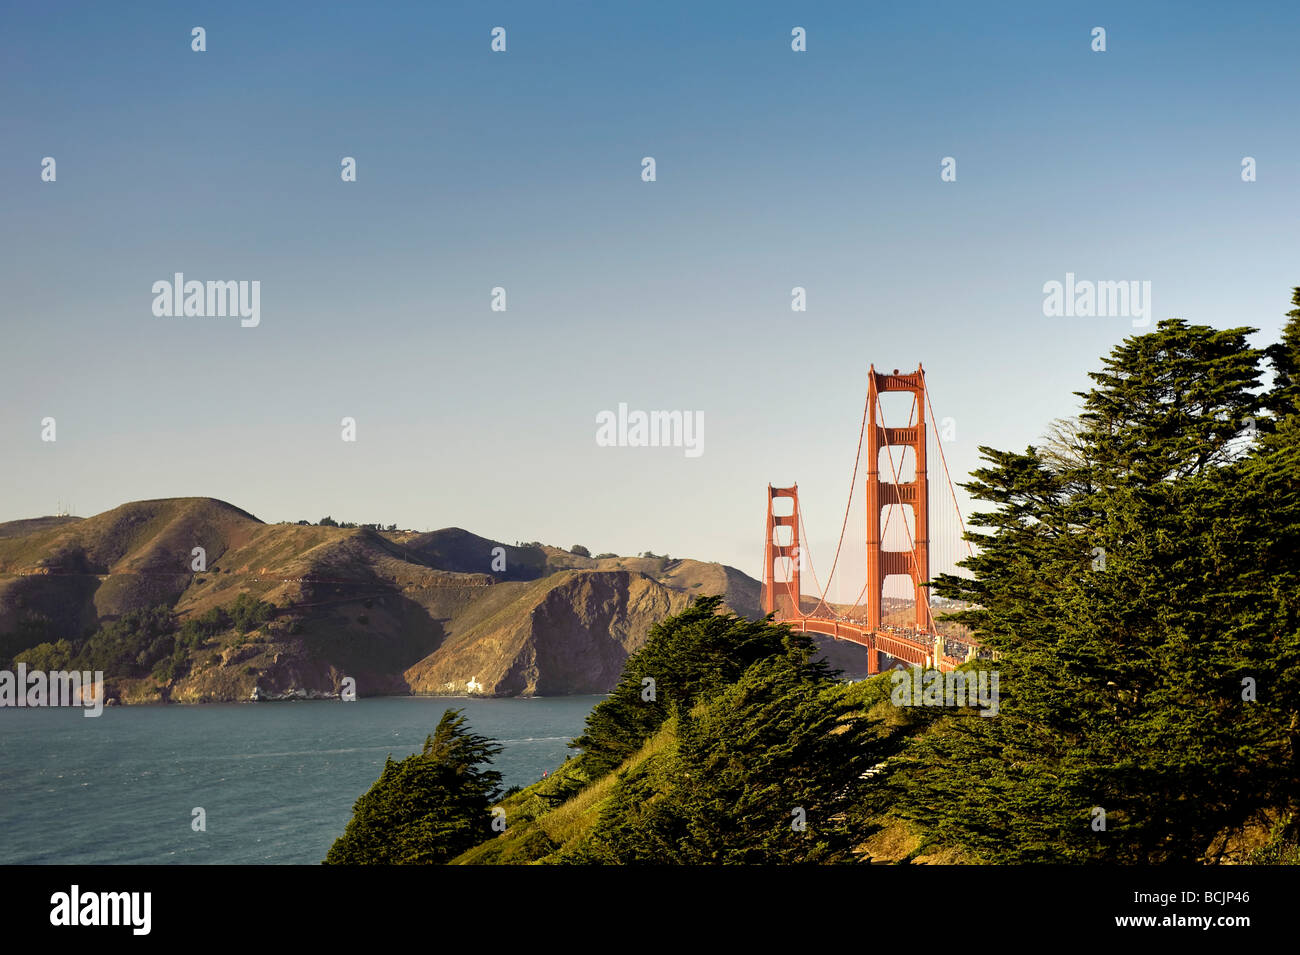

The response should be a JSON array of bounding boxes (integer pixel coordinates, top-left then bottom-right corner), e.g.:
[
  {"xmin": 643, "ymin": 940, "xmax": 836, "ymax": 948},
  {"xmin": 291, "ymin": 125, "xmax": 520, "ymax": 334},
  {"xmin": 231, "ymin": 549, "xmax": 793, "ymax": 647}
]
[
  {"xmin": 404, "ymin": 570, "xmax": 686, "ymax": 696},
  {"xmin": 0, "ymin": 498, "xmax": 813, "ymax": 702}
]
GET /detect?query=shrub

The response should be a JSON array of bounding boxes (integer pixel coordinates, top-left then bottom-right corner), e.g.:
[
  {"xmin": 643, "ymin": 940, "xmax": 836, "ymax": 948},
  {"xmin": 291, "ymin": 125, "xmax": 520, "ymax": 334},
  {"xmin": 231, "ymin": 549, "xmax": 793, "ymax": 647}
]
[{"xmin": 230, "ymin": 593, "xmax": 273, "ymax": 633}]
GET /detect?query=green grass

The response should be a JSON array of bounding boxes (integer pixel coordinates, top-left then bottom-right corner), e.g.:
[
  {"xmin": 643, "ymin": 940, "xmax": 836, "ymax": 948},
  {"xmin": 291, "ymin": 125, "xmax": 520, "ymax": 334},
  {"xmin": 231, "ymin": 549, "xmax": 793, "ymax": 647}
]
[{"xmin": 451, "ymin": 717, "xmax": 680, "ymax": 865}]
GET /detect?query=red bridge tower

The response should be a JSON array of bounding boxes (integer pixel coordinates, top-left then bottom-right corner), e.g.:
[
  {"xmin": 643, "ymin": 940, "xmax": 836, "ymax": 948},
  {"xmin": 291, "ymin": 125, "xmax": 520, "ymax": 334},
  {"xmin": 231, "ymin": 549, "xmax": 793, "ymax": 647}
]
[{"xmin": 865, "ymin": 365, "xmax": 930, "ymax": 632}]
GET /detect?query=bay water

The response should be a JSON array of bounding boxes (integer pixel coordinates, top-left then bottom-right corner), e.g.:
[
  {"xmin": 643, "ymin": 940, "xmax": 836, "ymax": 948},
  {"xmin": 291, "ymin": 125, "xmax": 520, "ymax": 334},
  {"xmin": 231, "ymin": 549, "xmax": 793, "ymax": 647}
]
[{"xmin": 0, "ymin": 696, "xmax": 600, "ymax": 864}]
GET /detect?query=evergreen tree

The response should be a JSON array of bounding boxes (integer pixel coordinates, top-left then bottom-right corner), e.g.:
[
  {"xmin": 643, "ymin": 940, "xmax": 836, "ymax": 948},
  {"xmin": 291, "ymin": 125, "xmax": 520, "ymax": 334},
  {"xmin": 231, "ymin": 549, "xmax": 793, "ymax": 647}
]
[
  {"xmin": 1264, "ymin": 287, "xmax": 1300, "ymax": 418},
  {"xmin": 1079, "ymin": 319, "xmax": 1262, "ymax": 481},
  {"xmin": 324, "ymin": 709, "xmax": 503, "ymax": 864},
  {"xmin": 899, "ymin": 316, "xmax": 1300, "ymax": 862},
  {"xmin": 574, "ymin": 650, "xmax": 887, "ymax": 864},
  {"xmin": 571, "ymin": 595, "xmax": 817, "ymax": 777}
]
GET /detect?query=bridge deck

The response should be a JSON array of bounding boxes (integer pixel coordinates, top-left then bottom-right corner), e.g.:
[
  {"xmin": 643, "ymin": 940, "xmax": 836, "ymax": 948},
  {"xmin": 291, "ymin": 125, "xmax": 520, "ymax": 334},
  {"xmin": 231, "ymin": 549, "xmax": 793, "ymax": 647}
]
[{"xmin": 776, "ymin": 614, "xmax": 969, "ymax": 672}]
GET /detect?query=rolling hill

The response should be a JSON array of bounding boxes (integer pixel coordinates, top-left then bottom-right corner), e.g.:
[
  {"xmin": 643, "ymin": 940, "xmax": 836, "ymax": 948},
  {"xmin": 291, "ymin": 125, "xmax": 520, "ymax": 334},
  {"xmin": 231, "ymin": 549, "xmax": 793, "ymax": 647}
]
[{"xmin": 0, "ymin": 497, "xmax": 879, "ymax": 702}]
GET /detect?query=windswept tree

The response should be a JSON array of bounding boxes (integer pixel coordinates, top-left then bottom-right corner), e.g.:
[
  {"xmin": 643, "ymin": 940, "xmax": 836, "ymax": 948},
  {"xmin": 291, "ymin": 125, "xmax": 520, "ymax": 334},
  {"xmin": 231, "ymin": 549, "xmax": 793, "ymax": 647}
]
[
  {"xmin": 572, "ymin": 595, "xmax": 816, "ymax": 778},
  {"xmin": 898, "ymin": 314, "xmax": 1300, "ymax": 862},
  {"xmin": 574, "ymin": 651, "xmax": 887, "ymax": 864},
  {"xmin": 324, "ymin": 709, "xmax": 503, "ymax": 864}
]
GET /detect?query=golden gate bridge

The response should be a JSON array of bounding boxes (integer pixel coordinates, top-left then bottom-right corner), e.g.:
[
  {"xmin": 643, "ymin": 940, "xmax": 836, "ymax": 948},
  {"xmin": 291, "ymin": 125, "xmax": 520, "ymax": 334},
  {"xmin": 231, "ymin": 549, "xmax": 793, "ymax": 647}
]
[{"xmin": 761, "ymin": 364, "xmax": 981, "ymax": 674}]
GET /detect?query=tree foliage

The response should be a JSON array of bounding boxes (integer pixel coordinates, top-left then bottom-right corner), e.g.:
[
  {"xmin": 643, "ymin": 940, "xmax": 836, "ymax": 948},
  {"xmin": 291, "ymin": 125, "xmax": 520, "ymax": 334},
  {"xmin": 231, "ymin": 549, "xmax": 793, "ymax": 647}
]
[
  {"xmin": 325, "ymin": 709, "xmax": 503, "ymax": 864},
  {"xmin": 899, "ymin": 314, "xmax": 1300, "ymax": 862},
  {"xmin": 8, "ymin": 595, "xmax": 276, "ymax": 684},
  {"xmin": 571, "ymin": 595, "xmax": 818, "ymax": 777},
  {"xmin": 572, "ymin": 651, "xmax": 890, "ymax": 864}
]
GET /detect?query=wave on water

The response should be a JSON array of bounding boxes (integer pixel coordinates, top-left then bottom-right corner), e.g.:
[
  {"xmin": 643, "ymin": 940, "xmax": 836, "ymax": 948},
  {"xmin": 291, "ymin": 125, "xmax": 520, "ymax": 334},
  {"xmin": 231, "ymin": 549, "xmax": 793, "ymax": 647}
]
[
  {"xmin": 497, "ymin": 736, "xmax": 574, "ymax": 744},
  {"xmin": 191, "ymin": 738, "xmax": 576, "ymax": 759},
  {"xmin": 198, "ymin": 745, "xmax": 409, "ymax": 760}
]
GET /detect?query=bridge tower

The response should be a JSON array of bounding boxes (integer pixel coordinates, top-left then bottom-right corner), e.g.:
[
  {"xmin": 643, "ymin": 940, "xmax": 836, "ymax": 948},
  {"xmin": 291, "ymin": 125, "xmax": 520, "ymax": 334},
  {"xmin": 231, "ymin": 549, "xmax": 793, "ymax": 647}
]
[
  {"xmin": 865, "ymin": 365, "xmax": 930, "ymax": 631},
  {"xmin": 762, "ymin": 484, "xmax": 801, "ymax": 618}
]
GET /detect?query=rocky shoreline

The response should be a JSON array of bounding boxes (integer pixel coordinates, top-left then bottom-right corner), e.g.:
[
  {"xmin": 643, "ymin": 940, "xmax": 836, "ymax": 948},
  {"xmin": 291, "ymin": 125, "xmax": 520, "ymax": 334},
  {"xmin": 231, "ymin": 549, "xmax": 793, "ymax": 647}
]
[{"xmin": 248, "ymin": 686, "xmax": 341, "ymax": 702}]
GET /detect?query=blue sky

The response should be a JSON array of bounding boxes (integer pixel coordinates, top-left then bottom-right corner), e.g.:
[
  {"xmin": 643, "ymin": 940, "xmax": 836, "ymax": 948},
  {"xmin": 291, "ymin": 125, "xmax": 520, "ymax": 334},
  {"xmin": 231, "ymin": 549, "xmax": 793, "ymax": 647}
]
[{"xmin": 3, "ymin": 1, "xmax": 1297, "ymax": 593}]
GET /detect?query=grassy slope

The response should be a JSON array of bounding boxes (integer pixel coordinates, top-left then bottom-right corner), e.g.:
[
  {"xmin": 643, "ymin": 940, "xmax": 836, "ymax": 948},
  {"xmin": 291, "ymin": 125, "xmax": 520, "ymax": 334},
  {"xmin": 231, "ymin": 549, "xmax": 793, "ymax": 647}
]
[
  {"xmin": 452, "ymin": 669, "xmax": 1288, "ymax": 864},
  {"xmin": 452, "ymin": 716, "xmax": 680, "ymax": 864},
  {"xmin": 450, "ymin": 672, "xmax": 975, "ymax": 865}
]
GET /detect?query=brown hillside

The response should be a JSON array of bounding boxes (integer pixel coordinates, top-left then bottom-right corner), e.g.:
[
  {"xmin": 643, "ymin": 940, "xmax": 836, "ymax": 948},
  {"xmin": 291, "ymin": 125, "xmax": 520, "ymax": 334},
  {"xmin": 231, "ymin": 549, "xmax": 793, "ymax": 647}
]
[
  {"xmin": 404, "ymin": 570, "xmax": 686, "ymax": 696},
  {"xmin": 0, "ymin": 515, "xmax": 83, "ymax": 540},
  {"xmin": 0, "ymin": 498, "xmax": 770, "ymax": 702}
]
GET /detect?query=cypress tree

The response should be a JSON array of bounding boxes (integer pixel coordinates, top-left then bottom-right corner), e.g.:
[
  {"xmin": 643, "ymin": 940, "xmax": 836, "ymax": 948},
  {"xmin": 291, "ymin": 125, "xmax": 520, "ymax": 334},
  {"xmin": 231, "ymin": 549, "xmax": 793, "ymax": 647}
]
[
  {"xmin": 899, "ymin": 315, "xmax": 1300, "ymax": 862},
  {"xmin": 576, "ymin": 649, "xmax": 887, "ymax": 864},
  {"xmin": 572, "ymin": 595, "xmax": 814, "ymax": 777},
  {"xmin": 324, "ymin": 709, "xmax": 502, "ymax": 864}
]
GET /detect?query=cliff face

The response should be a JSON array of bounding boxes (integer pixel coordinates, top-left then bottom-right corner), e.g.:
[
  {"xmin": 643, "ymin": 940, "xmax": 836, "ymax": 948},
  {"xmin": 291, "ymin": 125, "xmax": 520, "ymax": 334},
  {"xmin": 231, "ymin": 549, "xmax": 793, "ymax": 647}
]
[{"xmin": 404, "ymin": 571, "xmax": 687, "ymax": 696}]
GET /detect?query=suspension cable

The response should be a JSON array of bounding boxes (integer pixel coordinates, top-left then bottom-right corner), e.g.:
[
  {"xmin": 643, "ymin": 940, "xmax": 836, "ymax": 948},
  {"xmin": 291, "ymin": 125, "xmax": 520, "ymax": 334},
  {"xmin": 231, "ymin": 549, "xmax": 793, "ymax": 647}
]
[
  {"xmin": 792, "ymin": 392, "xmax": 871, "ymax": 618},
  {"xmin": 924, "ymin": 380, "xmax": 974, "ymax": 559}
]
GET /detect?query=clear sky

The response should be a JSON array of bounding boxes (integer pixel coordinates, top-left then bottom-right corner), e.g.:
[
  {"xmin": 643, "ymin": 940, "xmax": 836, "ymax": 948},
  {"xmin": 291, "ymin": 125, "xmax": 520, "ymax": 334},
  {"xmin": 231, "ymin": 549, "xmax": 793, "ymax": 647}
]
[{"xmin": 3, "ymin": 1, "xmax": 1297, "ymax": 594}]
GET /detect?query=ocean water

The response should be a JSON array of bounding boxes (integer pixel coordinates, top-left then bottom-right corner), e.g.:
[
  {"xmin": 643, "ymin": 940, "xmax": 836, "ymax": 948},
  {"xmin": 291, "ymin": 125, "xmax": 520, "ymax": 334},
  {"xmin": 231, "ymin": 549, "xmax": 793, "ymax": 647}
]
[{"xmin": 0, "ymin": 696, "xmax": 600, "ymax": 864}]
